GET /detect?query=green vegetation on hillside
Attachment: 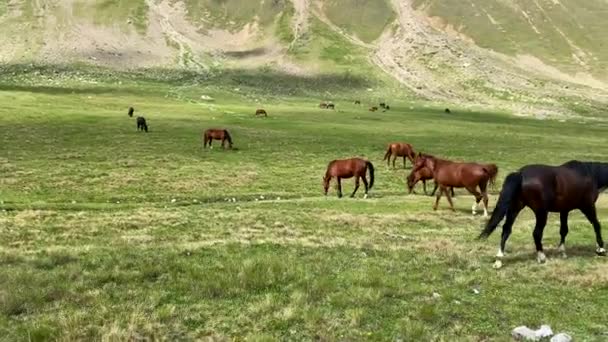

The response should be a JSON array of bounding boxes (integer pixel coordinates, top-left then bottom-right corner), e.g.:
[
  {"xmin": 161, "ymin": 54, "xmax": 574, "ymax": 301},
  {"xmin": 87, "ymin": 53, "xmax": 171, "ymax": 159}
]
[
  {"xmin": 413, "ymin": 0, "xmax": 608, "ymax": 77},
  {"xmin": 181, "ymin": 0, "xmax": 291, "ymax": 31},
  {"xmin": 323, "ymin": 0, "xmax": 395, "ymax": 43},
  {"xmin": 72, "ymin": 0, "xmax": 149, "ymax": 34},
  {"xmin": 2, "ymin": 67, "xmax": 608, "ymax": 340}
]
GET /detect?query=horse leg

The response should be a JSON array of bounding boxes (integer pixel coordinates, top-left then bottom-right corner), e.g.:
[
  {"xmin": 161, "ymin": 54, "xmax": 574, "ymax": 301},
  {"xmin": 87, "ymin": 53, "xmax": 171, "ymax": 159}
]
[
  {"xmin": 580, "ymin": 206, "xmax": 606, "ymax": 255},
  {"xmin": 430, "ymin": 182, "xmax": 438, "ymax": 196},
  {"xmin": 444, "ymin": 186, "xmax": 456, "ymax": 212},
  {"xmin": 466, "ymin": 186, "xmax": 483, "ymax": 216},
  {"xmin": 479, "ymin": 182, "xmax": 489, "ymax": 217},
  {"xmin": 422, "ymin": 180, "xmax": 427, "ymax": 195},
  {"xmin": 558, "ymin": 211, "xmax": 569, "ymax": 258},
  {"xmin": 351, "ymin": 176, "xmax": 360, "ymax": 198},
  {"xmin": 209, "ymin": 139, "xmax": 213, "ymax": 149},
  {"xmin": 336, "ymin": 178, "xmax": 343, "ymax": 198},
  {"xmin": 494, "ymin": 203, "xmax": 524, "ymax": 269},
  {"xmin": 361, "ymin": 175, "xmax": 369, "ymax": 198},
  {"xmin": 532, "ymin": 210, "xmax": 549, "ymax": 263},
  {"xmin": 403, "ymin": 156, "xmax": 406, "ymax": 169},
  {"xmin": 392, "ymin": 155, "xmax": 396, "ymax": 169},
  {"xmin": 433, "ymin": 186, "xmax": 444, "ymax": 211}
]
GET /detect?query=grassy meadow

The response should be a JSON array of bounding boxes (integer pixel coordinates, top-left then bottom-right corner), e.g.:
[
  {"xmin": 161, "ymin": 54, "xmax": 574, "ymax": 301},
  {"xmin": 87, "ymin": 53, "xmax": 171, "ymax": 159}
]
[{"xmin": 1, "ymin": 66, "xmax": 608, "ymax": 340}]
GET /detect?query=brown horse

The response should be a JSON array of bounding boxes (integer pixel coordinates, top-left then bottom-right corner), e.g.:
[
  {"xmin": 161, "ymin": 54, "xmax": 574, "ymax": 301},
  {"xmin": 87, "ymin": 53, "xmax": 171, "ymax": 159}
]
[
  {"xmin": 323, "ymin": 158, "xmax": 375, "ymax": 198},
  {"xmin": 407, "ymin": 166, "xmax": 454, "ymax": 197},
  {"xmin": 203, "ymin": 129, "xmax": 233, "ymax": 149},
  {"xmin": 369, "ymin": 106, "xmax": 378, "ymax": 112},
  {"xmin": 412, "ymin": 153, "xmax": 498, "ymax": 216},
  {"xmin": 383, "ymin": 143, "xmax": 416, "ymax": 169},
  {"xmin": 480, "ymin": 160, "xmax": 608, "ymax": 267},
  {"xmin": 255, "ymin": 109, "xmax": 267, "ymax": 117},
  {"xmin": 319, "ymin": 102, "xmax": 328, "ymax": 109}
]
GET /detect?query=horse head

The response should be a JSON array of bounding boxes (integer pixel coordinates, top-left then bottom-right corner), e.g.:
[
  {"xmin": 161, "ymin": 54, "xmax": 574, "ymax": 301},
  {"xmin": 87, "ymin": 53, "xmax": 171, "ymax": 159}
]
[{"xmin": 406, "ymin": 170, "xmax": 419, "ymax": 193}]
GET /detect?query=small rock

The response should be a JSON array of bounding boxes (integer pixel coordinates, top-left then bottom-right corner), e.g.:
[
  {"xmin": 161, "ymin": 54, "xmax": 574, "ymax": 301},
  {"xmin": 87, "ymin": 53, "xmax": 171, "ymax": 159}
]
[
  {"xmin": 276, "ymin": 197, "xmax": 281, "ymax": 201},
  {"xmin": 432, "ymin": 292, "xmax": 441, "ymax": 299},
  {"xmin": 171, "ymin": 199, "xmax": 177, "ymax": 203},
  {"xmin": 472, "ymin": 288, "xmax": 480, "ymax": 295},
  {"xmin": 537, "ymin": 325, "xmax": 553, "ymax": 338},
  {"xmin": 232, "ymin": 198, "xmax": 236, "ymax": 202},
  {"xmin": 116, "ymin": 201, "xmax": 120, "ymax": 204},
  {"xmin": 260, "ymin": 195, "xmax": 265, "ymax": 200},
  {"xmin": 193, "ymin": 199, "xmax": 198, "ymax": 203},
  {"xmin": 512, "ymin": 326, "xmax": 539, "ymax": 341},
  {"xmin": 71, "ymin": 200, "xmax": 77, "ymax": 204},
  {"xmin": 550, "ymin": 333, "xmax": 572, "ymax": 342}
]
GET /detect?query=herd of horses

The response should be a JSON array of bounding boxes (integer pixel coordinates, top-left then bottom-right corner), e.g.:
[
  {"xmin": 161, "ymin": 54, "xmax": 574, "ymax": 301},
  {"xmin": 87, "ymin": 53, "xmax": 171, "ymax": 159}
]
[{"xmin": 126, "ymin": 104, "xmax": 608, "ymax": 267}]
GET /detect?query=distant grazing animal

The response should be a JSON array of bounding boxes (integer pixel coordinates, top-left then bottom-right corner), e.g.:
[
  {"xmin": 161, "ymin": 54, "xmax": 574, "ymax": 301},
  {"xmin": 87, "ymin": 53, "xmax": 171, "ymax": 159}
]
[
  {"xmin": 479, "ymin": 160, "xmax": 608, "ymax": 267},
  {"xmin": 445, "ymin": 108, "xmax": 451, "ymax": 114},
  {"xmin": 319, "ymin": 102, "xmax": 328, "ymax": 109},
  {"xmin": 379, "ymin": 102, "xmax": 386, "ymax": 109},
  {"xmin": 323, "ymin": 158, "xmax": 374, "ymax": 198},
  {"xmin": 203, "ymin": 129, "xmax": 233, "ymax": 149},
  {"xmin": 354, "ymin": 100, "xmax": 361, "ymax": 105},
  {"xmin": 128, "ymin": 107, "xmax": 134, "ymax": 117},
  {"xmin": 385, "ymin": 105, "xmax": 390, "ymax": 111},
  {"xmin": 383, "ymin": 142, "xmax": 416, "ymax": 169},
  {"xmin": 327, "ymin": 103, "xmax": 335, "ymax": 110},
  {"xmin": 369, "ymin": 106, "xmax": 378, "ymax": 112},
  {"xmin": 136, "ymin": 116, "xmax": 148, "ymax": 132},
  {"xmin": 412, "ymin": 153, "xmax": 498, "ymax": 216},
  {"xmin": 407, "ymin": 165, "xmax": 454, "ymax": 197},
  {"xmin": 255, "ymin": 109, "xmax": 268, "ymax": 117}
]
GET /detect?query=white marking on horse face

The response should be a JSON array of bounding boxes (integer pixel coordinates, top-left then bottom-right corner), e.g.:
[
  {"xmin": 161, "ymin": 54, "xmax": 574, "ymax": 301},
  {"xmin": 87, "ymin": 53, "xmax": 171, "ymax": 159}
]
[
  {"xmin": 537, "ymin": 252, "xmax": 547, "ymax": 264},
  {"xmin": 496, "ymin": 249, "xmax": 504, "ymax": 258}
]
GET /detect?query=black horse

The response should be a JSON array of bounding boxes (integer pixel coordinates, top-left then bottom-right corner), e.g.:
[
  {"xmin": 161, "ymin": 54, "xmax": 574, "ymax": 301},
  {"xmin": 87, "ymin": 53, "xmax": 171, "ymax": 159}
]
[
  {"xmin": 128, "ymin": 107, "xmax": 134, "ymax": 117},
  {"xmin": 136, "ymin": 116, "xmax": 148, "ymax": 132},
  {"xmin": 479, "ymin": 160, "xmax": 608, "ymax": 267}
]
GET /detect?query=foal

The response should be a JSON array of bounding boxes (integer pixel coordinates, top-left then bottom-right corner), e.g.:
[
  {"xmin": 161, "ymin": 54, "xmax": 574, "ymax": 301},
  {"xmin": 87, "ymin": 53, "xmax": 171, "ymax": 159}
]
[{"xmin": 324, "ymin": 158, "xmax": 375, "ymax": 198}]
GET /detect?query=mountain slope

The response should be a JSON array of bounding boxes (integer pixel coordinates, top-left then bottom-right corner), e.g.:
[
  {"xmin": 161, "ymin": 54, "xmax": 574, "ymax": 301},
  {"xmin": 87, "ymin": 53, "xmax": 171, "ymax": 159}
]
[{"xmin": 0, "ymin": 0, "xmax": 607, "ymax": 117}]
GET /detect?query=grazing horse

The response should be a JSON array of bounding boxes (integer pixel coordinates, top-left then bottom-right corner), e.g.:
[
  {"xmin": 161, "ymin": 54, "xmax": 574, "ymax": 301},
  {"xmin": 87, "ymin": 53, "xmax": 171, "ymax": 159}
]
[
  {"xmin": 412, "ymin": 153, "xmax": 498, "ymax": 216},
  {"xmin": 369, "ymin": 106, "xmax": 378, "ymax": 112},
  {"xmin": 383, "ymin": 142, "xmax": 416, "ymax": 169},
  {"xmin": 128, "ymin": 107, "xmax": 134, "ymax": 117},
  {"xmin": 445, "ymin": 108, "xmax": 451, "ymax": 114},
  {"xmin": 136, "ymin": 116, "xmax": 148, "ymax": 132},
  {"xmin": 379, "ymin": 102, "xmax": 386, "ymax": 109},
  {"xmin": 479, "ymin": 161, "xmax": 608, "ymax": 266},
  {"xmin": 354, "ymin": 100, "xmax": 361, "ymax": 105},
  {"xmin": 203, "ymin": 129, "xmax": 233, "ymax": 149},
  {"xmin": 407, "ymin": 166, "xmax": 454, "ymax": 197},
  {"xmin": 255, "ymin": 109, "xmax": 268, "ymax": 117},
  {"xmin": 327, "ymin": 103, "xmax": 335, "ymax": 110},
  {"xmin": 323, "ymin": 158, "xmax": 375, "ymax": 198},
  {"xmin": 319, "ymin": 102, "xmax": 328, "ymax": 109}
]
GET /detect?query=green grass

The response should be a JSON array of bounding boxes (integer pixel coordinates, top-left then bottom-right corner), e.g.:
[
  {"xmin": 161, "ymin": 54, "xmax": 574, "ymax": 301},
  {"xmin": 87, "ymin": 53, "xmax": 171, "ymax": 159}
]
[
  {"xmin": 2, "ymin": 66, "xmax": 608, "ymax": 340},
  {"xmin": 72, "ymin": 0, "xmax": 149, "ymax": 34},
  {"xmin": 413, "ymin": 0, "xmax": 608, "ymax": 78},
  {"xmin": 322, "ymin": 0, "xmax": 395, "ymax": 43}
]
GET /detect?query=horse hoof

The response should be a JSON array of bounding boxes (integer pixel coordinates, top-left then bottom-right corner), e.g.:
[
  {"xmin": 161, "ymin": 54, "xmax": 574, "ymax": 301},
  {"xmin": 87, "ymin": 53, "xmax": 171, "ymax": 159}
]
[
  {"xmin": 492, "ymin": 260, "xmax": 503, "ymax": 269},
  {"xmin": 596, "ymin": 247, "xmax": 607, "ymax": 256},
  {"xmin": 363, "ymin": 194, "xmax": 368, "ymax": 199},
  {"xmin": 537, "ymin": 252, "xmax": 547, "ymax": 264}
]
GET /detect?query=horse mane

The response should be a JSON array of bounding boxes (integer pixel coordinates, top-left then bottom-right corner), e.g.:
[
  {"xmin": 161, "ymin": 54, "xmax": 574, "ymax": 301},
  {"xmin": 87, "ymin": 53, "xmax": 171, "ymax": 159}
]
[
  {"xmin": 563, "ymin": 160, "xmax": 608, "ymax": 189},
  {"xmin": 223, "ymin": 129, "xmax": 233, "ymax": 144}
]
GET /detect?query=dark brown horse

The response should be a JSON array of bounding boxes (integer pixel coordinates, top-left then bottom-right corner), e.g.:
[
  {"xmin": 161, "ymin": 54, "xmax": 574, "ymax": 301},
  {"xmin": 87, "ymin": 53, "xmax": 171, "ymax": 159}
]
[
  {"xmin": 203, "ymin": 129, "xmax": 233, "ymax": 149},
  {"xmin": 327, "ymin": 103, "xmax": 335, "ymax": 110},
  {"xmin": 128, "ymin": 107, "xmax": 134, "ymax": 117},
  {"xmin": 383, "ymin": 142, "xmax": 416, "ymax": 169},
  {"xmin": 136, "ymin": 116, "xmax": 148, "ymax": 132},
  {"xmin": 323, "ymin": 158, "xmax": 375, "ymax": 198},
  {"xmin": 255, "ymin": 109, "xmax": 267, "ymax": 117},
  {"xmin": 412, "ymin": 153, "xmax": 498, "ymax": 216},
  {"xmin": 369, "ymin": 106, "xmax": 378, "ymax": 112},
  {"xmin": 479, "ymin": 160, "xmax": 608, "ymax": 267},
  {"xmin": 407, "ymin": 166, "xmax": 454, "ymax": 197},
  {"xmin": 354, "ymin": 100, "xmax": 361, "ymax": 105}
]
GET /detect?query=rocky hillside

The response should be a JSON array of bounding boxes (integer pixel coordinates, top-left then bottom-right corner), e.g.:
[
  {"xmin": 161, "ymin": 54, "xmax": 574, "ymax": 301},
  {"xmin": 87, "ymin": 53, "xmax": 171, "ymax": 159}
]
[{"xmin": 1, "ymin": 0, "xmax": 607, "ymax": 117}]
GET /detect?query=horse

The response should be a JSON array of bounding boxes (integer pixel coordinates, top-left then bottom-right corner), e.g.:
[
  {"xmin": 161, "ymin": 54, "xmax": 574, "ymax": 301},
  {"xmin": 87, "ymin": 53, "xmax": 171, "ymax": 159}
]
[
  {"xmin": 385, "ymin": 105, "xmax": 390, "ymax": 111},
  {"xmin": 379, "ymin": 102, "xmax": 386, "ymax": 109},
  {"xmin": 128, "ymin": 107, "xmax": 134, "ymax": 117},
  {"xmin": 479, "ymin": 160, "xmax": 608, "ymax": 267},
  {"xmin": 323, "ymin": 158, "xmax": 375, "ymax": 198},
  {"xmin": 406, "ymin": 166, "xmax": 454, "ymax": 197},
  {"xmin": 369, "ymin": 106, "xmax": 378, "ymax": 112},
  {"xmin": 383, "ymin": 142, "xmax": 416, "ymax": 169},
  {"xmin": 203, "ymin": 129, "xmax": 233, "ymax": 149},
  {"xmin": 327, "ymin": 103, "xmax": 335, "ymax": 110},
  {"xmin": 255, "ymin": 109, "xmax": 267, "ymax": 117},
  {"xmin": 354, "ymin": 100, "xmax": 361, "ymax": 105},
  {"xmin": 412, "ymin": 153, "xmax": 498, "ymax": 216},
  {"xmin": 136, "ymin": 116, "xmax": 148, "ymax": 132},
  {"xmin": 445, "ymin": 108, "xmax": 451, "ymax": 114},
  {"xmin": 319, "ymin": 102, "xmax": 328, "ymax": 109}
]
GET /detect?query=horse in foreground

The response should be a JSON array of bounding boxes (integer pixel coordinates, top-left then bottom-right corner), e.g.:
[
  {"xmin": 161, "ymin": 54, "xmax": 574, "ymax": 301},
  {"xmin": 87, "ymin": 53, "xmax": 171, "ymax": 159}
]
[
  {"xmin": 203, "ymin": 129, "xmax": 233, "ymax": 149},
  {"xmin": 136, "ymin": 116, "xmax": 148, "ymax": 132},
  {"xmin": 407, "ymin": 165, "xmax": 454, "ymax": 197},
  {"xmin": 412, "ymin": 153, "xmax": 497, "ymax": 216},
  {"xmin": 479, "ymin": 160, "xmax": 608, "ymax": 267},
  {"xmin": 324, "ymin": 158, "xmax": 374, "ymax": 198},
  {"xmin": 384, "ymin": 142, "xmax": 416, "ymax": 169}
]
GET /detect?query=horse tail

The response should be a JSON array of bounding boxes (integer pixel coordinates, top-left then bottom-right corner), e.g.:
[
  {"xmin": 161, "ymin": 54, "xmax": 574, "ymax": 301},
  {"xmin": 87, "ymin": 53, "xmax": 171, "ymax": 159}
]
[
  {"xmin": 366, "ymin": 161, "xmax": 375, "ymax": 189},
  {"xmin": 478, "ymin": 172, "xmax": 522, "ymax": 239},
  {"xmin": 224, "ymin": 130, "xmax": 233, "ymax": 144},
  {"xmin": 484, "ymin": 164, "xmax": 499, "ymax": 187},
  {"xmin": 383, "ymin": 145, "xmax": 392, "ymax": 161}
]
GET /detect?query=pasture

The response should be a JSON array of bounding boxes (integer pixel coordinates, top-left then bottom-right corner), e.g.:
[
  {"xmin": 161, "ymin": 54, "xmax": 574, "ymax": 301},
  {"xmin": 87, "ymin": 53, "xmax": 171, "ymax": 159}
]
[{"xmin": 1, "ymin": 68, "xmax": 608, "ymax": 340}]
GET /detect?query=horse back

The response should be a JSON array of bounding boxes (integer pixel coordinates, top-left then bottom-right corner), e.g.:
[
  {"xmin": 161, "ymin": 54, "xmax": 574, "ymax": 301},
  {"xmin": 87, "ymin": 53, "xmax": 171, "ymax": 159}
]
[{"xmin": 520, "ymin": 165, "xmax": 595, "ymax": 210}]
